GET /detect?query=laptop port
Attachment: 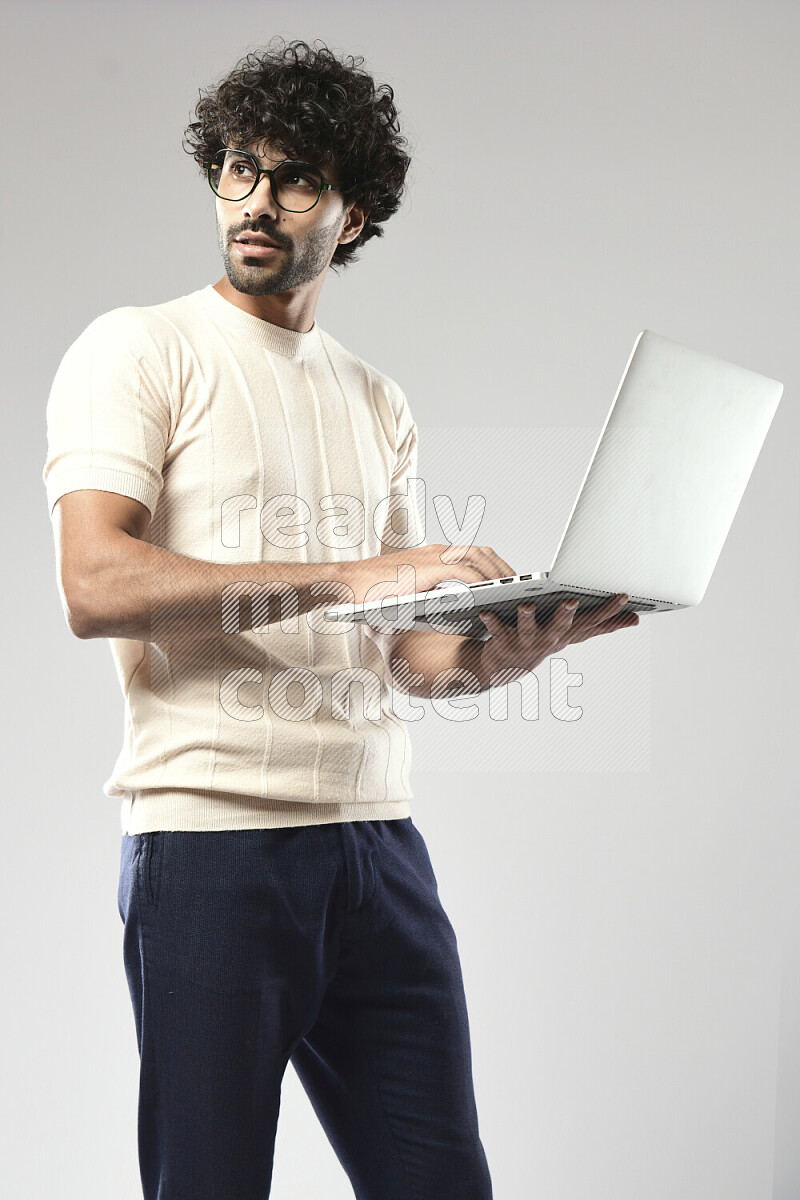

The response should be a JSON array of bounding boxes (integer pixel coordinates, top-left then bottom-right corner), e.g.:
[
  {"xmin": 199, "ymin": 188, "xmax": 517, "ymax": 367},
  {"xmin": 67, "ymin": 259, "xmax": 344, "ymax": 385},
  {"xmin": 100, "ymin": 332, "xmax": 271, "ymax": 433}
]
[
  {"xmin": 500, "ymin": 577, "xmax": 513, "ymax": 583},
  {"xmin": 520, "ymin": 574, "xmax": 532, "ymax": 580}
]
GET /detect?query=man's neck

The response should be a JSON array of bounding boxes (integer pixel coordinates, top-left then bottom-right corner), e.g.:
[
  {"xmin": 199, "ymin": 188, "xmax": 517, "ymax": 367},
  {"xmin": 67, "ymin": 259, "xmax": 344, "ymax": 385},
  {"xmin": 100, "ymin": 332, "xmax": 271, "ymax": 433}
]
[{"xmin": 212, "ymin": 277, "xmax": 318, "ymax": 333}]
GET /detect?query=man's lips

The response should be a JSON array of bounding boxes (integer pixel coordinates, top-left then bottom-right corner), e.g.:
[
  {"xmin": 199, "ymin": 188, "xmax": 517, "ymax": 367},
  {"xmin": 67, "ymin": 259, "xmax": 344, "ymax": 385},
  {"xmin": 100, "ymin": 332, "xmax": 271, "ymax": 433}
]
[
  {"xmin": 234, "ymin": 241, "xmax": 281, "ymax": 259},
  {"xmin": 235, "ymin": 234, "xmax": 282, "ymax": 248}
]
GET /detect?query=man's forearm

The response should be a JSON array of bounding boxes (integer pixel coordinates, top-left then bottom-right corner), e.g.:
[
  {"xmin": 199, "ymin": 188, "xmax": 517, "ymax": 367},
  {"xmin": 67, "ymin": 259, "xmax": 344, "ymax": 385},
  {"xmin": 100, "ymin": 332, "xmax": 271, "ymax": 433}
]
[
  {"xmin": 374, "ymin": 627, "xmax": 507, "ymax": 699},
  {"xmin": 77, "ymin": 534, "xmax": 370, "ymax": 644}
]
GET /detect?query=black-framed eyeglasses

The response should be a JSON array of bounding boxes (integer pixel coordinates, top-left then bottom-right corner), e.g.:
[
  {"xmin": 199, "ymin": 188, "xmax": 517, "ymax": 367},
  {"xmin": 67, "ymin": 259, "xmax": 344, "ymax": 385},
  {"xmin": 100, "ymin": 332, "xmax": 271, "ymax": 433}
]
[{"xmin": 203, "ymin": 148, "xmax": 349, "ymax": 212}]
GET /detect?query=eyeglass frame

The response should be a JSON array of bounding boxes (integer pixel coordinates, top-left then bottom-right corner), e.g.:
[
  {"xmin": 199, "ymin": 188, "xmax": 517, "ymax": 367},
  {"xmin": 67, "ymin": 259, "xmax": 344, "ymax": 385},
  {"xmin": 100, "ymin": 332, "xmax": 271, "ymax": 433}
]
[{"xmin": 203, "ymin": 148, "xmax": 350, "ymax": 212}]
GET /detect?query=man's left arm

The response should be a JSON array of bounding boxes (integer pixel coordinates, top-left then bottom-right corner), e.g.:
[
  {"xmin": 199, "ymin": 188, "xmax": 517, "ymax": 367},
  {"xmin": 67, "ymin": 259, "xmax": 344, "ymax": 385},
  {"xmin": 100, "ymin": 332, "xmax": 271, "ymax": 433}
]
[{"xmin": 364, "ymin": 625, "xmax": 490, "ymax": 699}]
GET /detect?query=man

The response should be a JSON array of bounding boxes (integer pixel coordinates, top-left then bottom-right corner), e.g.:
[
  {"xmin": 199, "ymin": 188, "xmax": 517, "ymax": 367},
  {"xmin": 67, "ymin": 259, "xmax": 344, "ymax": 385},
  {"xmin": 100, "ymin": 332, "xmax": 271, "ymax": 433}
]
[{"xmin": 42, "ymin": 38, "xmax": 637, "ymax": 1200}]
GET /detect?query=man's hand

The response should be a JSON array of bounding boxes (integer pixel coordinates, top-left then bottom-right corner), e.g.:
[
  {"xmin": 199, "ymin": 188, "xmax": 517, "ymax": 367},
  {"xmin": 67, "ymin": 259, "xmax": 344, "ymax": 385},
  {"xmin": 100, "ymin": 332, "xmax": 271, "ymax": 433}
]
[
  {"xmin": 477, "ymin": 593, "xmax": 639, "ymax": 685},
  {"xmin": 349, "ymin": 544, "xmax": 517, "ymax": 605}
]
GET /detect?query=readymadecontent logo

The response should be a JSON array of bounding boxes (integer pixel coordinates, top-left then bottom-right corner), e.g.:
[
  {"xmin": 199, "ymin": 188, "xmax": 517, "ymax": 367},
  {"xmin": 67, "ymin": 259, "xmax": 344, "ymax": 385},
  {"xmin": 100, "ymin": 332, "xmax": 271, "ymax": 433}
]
[{"xmin": 218, "ymin": 657, "xmax": 585, "ymax": 725}]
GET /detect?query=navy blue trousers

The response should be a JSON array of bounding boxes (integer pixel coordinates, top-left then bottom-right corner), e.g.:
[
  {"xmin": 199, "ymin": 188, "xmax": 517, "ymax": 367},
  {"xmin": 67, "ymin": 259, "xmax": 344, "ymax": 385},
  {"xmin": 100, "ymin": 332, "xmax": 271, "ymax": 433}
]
[{"xmin": 118, "ymin": 818, "xmax": 493, "ymax": 1199}]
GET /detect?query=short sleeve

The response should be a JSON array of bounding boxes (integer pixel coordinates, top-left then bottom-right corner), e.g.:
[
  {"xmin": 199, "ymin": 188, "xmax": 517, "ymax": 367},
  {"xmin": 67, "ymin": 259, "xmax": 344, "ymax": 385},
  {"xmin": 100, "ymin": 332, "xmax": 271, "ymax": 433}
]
[
  {"xmin": 42, "ymin": 309, "xmax": 175, "ymax": 519},
  {"xmin": 379, "ymin": 391, "xmax": 427, "ymax": 552}
]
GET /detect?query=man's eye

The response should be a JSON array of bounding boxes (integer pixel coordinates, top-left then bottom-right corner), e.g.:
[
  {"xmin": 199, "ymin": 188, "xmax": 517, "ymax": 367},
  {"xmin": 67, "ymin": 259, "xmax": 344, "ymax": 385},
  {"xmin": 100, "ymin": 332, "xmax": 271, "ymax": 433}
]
[{"xmin": 285, "ymin": 171, "xmax": 317, "ymax": 188}]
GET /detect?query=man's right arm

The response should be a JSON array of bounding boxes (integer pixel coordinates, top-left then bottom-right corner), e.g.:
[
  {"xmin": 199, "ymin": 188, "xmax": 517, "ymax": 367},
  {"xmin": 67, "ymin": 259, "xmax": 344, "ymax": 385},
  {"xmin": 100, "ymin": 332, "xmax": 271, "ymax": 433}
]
[
  {"xmin": 51, "ymin": 489, "xmax": 516, "ymax": 646},
  {"xmin": 52, "ymin": 489, "xmax": 378, "ymax": 645}
]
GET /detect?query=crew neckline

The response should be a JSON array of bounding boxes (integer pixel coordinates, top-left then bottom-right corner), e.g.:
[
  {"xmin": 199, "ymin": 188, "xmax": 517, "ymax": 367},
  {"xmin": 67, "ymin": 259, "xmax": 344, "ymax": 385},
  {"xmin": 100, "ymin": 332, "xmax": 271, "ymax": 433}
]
[{"xmin": 195, "ymin": 283, "xmax": 323, "ymax": 357}]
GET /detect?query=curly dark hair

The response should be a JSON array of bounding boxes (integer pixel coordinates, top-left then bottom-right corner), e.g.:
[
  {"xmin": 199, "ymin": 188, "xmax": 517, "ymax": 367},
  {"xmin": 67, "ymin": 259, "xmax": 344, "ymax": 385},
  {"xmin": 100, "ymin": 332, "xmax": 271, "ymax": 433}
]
[{"xmin": 182, "ymin": 38, "xmax": 413, "ymax": 272}]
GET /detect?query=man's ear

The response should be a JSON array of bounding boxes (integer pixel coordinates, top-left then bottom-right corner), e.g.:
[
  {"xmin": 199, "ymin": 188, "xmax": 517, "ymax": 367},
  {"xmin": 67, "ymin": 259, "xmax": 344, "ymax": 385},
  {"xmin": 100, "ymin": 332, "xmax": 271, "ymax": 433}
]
[{"xmin": 338, "ymin": 202, "xmax": 369, "ymax": 246}]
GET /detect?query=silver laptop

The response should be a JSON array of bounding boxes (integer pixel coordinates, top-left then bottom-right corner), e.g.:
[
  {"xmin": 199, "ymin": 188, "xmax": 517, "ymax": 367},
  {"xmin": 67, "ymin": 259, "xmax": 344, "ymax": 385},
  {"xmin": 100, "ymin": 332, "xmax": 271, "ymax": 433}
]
[{"xmin": 324, "ymin": 331, "xmax": 783, "ymax": 641}]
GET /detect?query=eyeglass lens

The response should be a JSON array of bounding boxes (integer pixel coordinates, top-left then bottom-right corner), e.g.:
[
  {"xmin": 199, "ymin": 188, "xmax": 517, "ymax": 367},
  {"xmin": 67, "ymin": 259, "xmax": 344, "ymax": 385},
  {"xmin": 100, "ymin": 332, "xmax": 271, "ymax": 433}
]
[{"xmin": 209, "ymin": 151, "xmax": 323, "ymax": 211}]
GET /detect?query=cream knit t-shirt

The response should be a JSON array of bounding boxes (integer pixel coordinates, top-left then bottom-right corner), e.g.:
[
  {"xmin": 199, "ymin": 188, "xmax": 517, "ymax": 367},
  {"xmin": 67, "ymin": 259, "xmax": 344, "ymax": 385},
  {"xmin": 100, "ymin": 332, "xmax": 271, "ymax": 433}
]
[{"xmin": 43, "ymin": 284, "xmax": 427, "ymax": 834}]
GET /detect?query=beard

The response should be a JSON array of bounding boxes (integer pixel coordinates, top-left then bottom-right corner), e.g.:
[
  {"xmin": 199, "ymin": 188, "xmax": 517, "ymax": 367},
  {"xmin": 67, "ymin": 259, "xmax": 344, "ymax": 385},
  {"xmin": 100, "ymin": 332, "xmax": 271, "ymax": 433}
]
[{"xmin": 217, "ymin": 219, "xmax": 336, "ymax": 296}]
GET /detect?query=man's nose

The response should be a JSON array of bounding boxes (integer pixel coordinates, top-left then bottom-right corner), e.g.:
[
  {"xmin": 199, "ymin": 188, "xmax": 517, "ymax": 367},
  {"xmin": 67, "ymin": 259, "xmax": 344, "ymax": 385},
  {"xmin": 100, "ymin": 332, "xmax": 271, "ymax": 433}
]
[{"xmin": 242, "ymin": 173, "xmax": 281, "ymax": 220}]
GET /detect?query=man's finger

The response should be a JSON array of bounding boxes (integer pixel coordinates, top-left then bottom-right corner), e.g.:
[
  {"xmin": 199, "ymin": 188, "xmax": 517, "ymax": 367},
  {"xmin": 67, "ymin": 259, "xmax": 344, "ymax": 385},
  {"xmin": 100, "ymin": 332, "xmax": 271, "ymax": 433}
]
[
  {"xmin": 583, "ymin": 611, "xmax": 639, "ymax": 638},
  {"xmin": 474, "ymin": 546, "xmax": 516, "ymax": 580},
  {"xmin": 577, "ymin": 593, "xmax": 630, "ymax": 626}
]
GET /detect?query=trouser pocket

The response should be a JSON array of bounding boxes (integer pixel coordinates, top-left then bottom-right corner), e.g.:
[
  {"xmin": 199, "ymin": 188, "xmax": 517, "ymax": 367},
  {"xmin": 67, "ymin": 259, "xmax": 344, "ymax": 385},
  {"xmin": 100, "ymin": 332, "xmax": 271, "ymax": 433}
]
[{"xmin": 138, "ymin": 832, "xmax": 163, "ymax": 909}]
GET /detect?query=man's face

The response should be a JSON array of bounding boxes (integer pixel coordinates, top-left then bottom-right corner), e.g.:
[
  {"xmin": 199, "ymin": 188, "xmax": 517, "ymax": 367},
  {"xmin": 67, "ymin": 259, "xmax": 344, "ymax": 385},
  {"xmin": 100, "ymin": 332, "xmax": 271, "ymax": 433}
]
[{"xmin": 214, "ymin": 139, "xmax": 352, "ymax": 297}]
